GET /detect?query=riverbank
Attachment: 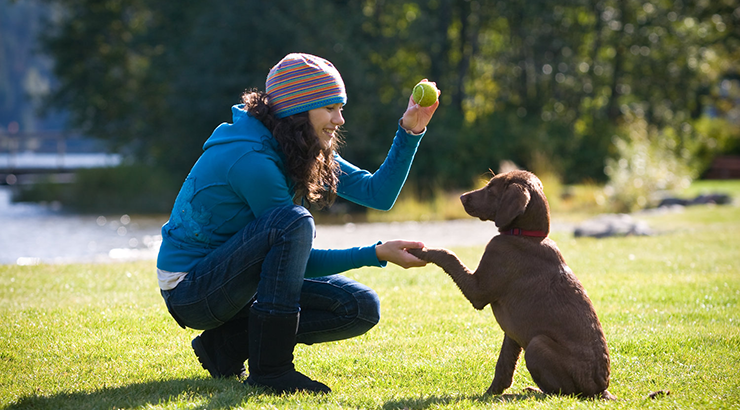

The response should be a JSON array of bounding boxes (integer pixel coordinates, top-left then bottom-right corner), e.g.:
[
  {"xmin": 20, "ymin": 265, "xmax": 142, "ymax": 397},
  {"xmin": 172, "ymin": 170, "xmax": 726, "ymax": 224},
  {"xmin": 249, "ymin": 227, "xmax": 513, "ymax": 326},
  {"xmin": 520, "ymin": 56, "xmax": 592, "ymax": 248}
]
[
  {"xmin": 0, "ymin": 183, "xmax": 576, "ymax": 265},
  {"xmin": 0, "ymin": 203, "xmax": 516, "ymax": 265},
  {"xmin": 3, "ymin": 178, "xmax": 737, "ymax": 265}
]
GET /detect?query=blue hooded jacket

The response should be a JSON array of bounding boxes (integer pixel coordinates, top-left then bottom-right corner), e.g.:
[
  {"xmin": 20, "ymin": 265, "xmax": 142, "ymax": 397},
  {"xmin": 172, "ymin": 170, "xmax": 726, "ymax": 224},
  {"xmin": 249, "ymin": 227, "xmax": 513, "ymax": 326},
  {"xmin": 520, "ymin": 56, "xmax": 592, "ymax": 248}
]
[{"xmin": 157, "ymin": 104, "xmax": 424, "ymax": 277}]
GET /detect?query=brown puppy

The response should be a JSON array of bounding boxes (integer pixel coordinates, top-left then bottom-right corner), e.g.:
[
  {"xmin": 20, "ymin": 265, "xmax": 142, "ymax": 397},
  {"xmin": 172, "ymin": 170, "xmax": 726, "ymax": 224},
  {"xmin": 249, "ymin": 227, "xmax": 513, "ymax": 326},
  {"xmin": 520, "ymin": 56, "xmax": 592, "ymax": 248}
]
[{"xmin": 408, "ymin": 170, "xmax": 615, "ymax": 399}]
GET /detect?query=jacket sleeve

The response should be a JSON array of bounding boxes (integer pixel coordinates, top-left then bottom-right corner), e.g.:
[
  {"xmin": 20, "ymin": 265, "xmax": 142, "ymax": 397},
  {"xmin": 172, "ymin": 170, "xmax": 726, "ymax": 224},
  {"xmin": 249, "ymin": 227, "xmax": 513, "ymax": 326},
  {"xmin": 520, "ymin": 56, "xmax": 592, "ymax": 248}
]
[
  {"xmin": 336, "ymin": 124, "xmax": 424, "ymax": 211},
  {"xmin": 304, "ymin": 244, "xmax": 387, "ymax": 278}
]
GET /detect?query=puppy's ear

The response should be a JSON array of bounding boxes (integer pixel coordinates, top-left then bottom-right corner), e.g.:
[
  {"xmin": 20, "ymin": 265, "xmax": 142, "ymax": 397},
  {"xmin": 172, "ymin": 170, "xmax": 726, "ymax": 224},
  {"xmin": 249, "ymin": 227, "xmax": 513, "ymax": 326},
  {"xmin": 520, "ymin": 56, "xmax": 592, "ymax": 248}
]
[{"xmin": 495, "ymin": 182, "xmax": 530, "ymax": 228}]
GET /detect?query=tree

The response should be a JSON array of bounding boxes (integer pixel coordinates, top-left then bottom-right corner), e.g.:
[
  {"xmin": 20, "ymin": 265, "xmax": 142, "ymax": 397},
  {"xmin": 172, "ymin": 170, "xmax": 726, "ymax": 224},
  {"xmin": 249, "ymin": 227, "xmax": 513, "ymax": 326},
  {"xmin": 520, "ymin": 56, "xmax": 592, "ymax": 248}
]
[{"xmin": 38, "ymin": 0, "xmax": 739, "ymax": 203}]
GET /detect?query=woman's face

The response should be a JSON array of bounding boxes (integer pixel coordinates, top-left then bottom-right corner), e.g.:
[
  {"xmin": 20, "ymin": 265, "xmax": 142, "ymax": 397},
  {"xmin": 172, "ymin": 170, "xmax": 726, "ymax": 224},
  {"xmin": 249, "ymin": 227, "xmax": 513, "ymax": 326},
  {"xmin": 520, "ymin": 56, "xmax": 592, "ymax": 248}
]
[{"xmin": 308, "ymin": 103, "xmax": 345, "ymax": 149}]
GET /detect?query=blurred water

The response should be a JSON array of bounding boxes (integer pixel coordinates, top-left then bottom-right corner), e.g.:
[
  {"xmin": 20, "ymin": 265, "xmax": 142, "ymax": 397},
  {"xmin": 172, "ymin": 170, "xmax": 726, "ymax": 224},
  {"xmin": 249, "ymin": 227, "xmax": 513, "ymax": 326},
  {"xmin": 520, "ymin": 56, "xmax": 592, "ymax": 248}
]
[
  {"xmin": 0, "ymin": 186, "xmax": 511, "ymax": 266},
  {"xmin": 0, "ymin": 187, "xmax": 165, "ymax": 265}
]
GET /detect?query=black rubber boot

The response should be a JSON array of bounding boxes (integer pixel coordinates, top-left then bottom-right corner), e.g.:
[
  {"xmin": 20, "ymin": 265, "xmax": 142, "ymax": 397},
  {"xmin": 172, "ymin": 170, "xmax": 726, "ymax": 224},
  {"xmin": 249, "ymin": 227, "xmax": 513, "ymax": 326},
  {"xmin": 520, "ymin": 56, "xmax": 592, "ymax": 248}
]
[
  {"xmin": 245, "ymin": 308, "xmax": 331, "ymax": 394},
  {"xmin": 192, "ymin": 317, "xmax": 250, "ymax": 378}
]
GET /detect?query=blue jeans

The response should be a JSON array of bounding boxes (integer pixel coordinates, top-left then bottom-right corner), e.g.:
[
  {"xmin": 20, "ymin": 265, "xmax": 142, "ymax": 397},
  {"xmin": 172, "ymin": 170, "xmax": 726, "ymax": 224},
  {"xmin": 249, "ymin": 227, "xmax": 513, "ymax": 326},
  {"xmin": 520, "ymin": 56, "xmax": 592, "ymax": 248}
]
[{"xmin": 160, "ymin": 205, "xmax": 380, "ymax": 345}]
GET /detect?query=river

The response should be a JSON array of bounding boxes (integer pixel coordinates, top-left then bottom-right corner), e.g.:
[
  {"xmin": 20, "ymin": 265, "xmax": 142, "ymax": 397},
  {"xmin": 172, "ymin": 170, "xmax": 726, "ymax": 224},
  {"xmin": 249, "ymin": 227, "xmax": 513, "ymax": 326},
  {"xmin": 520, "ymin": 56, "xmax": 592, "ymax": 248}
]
[
  {"xmin": 0, "ymin": 187, "xmax": 165, "ymax": 265},
  {"xmin": 0, "ymin": 186, "xmax": 506, "ymax": 266}
]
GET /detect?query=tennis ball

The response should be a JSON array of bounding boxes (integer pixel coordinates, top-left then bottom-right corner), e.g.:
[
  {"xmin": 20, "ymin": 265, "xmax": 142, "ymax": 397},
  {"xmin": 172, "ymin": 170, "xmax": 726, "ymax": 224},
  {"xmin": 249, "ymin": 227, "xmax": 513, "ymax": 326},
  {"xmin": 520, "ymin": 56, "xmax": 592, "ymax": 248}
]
[{"xmin": 412, "ymin": 81, "xmax": 438, "ymax": 107}]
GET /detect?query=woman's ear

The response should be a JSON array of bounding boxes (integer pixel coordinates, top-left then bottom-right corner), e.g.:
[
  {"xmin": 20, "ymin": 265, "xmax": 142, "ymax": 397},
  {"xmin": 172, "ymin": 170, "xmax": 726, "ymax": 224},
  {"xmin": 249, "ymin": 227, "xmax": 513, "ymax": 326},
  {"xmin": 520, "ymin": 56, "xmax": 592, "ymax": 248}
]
[{"xmin": 495, "ymin": 182, "xmax": 530, "ymax": 229}]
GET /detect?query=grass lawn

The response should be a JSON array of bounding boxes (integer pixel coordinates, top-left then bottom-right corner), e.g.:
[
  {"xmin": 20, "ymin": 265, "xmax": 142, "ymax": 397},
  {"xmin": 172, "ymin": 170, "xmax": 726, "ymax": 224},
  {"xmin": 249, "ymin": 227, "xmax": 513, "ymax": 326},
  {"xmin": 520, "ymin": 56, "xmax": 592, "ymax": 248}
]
[{"xmin": 1, "ymin": 185, "xmax": 739, "ymax": 409}]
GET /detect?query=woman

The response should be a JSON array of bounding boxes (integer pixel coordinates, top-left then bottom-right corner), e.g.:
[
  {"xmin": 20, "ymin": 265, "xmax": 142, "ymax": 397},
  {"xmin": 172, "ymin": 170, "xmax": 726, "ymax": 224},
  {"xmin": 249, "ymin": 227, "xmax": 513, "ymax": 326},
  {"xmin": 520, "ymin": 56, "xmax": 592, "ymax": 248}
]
[{"xmin": 157, "ymin": 53, "xmax": 439, "ymax": 394}]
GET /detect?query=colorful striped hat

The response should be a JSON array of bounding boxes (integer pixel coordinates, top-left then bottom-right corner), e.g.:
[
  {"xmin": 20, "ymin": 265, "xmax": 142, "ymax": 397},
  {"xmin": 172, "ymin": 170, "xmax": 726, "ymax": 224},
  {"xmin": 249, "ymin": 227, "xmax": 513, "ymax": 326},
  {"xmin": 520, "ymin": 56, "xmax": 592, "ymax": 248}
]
[{"xmin": 266, "ymin": 53, "xmax": 347, "ymax": 118}]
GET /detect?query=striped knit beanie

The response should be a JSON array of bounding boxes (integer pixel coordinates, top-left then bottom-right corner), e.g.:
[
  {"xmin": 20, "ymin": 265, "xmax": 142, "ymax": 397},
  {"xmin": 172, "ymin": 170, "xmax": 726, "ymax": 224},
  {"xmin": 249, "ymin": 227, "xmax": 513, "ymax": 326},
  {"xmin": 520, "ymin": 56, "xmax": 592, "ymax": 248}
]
[{"xmin": 266, "ymin": 53, "xmax": 347, "ymax": 118}]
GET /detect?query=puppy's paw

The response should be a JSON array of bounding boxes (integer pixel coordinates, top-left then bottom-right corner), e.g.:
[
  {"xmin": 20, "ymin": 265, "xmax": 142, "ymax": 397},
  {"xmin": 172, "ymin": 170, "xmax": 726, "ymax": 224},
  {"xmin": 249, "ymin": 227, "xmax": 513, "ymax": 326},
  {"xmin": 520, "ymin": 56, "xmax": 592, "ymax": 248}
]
[
  {"xmin": 407, "ymin": 247, "xmax": 459, "ymax": 266},
  {"xmin": 522, "ymin": 386, "xmax": 544, "ymax": 395},
  {"xmin": 406, "ymin": 247, "xmax": 428, "ymax": 260}
]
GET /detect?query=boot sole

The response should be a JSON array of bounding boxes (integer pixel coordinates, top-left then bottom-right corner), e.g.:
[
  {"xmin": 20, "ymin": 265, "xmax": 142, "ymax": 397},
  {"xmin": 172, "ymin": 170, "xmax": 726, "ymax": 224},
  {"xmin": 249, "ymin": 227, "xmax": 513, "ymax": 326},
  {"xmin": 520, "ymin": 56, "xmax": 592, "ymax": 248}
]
[{"xmin": 245, "ymin": 373, "xmax": 331, "ymax": 394}]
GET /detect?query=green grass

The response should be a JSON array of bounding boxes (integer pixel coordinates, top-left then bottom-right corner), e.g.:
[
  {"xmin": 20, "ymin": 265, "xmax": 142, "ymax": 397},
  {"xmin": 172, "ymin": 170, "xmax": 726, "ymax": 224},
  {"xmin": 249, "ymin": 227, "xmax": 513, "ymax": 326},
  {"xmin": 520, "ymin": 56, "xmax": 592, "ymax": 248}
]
[{"xmin": 2, "ymin": 191, "xmax": 740, "ymax": 409}]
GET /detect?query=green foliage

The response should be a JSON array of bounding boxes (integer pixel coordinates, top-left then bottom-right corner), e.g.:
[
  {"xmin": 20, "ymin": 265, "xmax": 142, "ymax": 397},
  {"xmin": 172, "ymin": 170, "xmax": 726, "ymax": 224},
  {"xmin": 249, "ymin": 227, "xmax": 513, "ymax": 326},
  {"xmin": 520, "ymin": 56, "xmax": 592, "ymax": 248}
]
[
  {"xmin": 603, "ymin": 117, "xmax": 694, "ymax": 212},
  {"xmin": 34, "ymin": 0, "xmax": 740, "ymax": 203},
  {"xmin": 691, "ymin": 116, "xmax": 740, "ymax": 174},
  {"xmin": 2, "ymin": 205, "xmax": 740, "ymax": 408},
  {"xmin": 602, "ymin": 112, "xmax": 740, "ymax": 212}
]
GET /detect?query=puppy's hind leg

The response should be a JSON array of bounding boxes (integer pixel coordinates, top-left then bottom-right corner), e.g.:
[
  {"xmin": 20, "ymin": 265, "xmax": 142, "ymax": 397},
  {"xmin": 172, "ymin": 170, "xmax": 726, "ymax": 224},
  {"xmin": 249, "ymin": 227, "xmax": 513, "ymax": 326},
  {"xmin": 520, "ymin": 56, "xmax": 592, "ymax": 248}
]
[
  {"xmin": 523, "ymin": 335, "xmax": 577, "ymax": 396},
  {"xmin": 485, "ymin": 334, "xmax": 523, "ymax": 395},
  {"xmin": 526, "ymin": 335, "xmax": 613, "ymax": 399}
]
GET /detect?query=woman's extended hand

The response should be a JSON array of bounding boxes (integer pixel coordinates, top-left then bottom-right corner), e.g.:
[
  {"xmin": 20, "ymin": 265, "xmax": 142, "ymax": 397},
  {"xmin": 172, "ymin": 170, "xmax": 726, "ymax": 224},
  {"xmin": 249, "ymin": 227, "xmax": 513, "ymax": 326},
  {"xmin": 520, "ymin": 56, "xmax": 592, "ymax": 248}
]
[
  {"xmin": 400, "ymin": 80, "xmax": 440, "ymax": 134},
  {"xmin": 376, "ymin": 240, "xmax": 428, "ymax": 269}
]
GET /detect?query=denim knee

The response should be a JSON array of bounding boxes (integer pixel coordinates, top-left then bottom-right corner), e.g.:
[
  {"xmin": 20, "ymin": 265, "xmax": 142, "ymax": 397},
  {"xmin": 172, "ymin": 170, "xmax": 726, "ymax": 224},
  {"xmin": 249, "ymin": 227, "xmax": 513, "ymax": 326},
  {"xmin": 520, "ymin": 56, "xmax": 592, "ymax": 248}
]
[
  {"xmin": 294, "ymin": 275, "xmax": 381, "ymax": 344},
  {"xmin": 342, "ymin": 289, "xmax": 381, "ymax": 341},
  {"xmin": 356, "ymin": 287, "xmax": 381, "ymax": 327},
  {"xmin": 267, "ymin": 205, "xmax": 314, "ymax": 234},
  {"xmin": 273, "ymin": 205, "xmax": 314, "ymax": 244}
]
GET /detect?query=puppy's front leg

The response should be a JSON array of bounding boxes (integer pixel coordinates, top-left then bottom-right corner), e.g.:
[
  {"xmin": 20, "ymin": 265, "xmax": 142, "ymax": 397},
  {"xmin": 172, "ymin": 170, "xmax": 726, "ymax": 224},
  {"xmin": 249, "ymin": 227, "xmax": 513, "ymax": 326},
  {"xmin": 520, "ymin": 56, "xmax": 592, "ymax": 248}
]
[
  {"xmin": 485, "ymin": 334, "xmax": 522, "ymax": 395},
  {"xmin": 407, "ymin": 248, "xmax": 486, "ymax": 309}
]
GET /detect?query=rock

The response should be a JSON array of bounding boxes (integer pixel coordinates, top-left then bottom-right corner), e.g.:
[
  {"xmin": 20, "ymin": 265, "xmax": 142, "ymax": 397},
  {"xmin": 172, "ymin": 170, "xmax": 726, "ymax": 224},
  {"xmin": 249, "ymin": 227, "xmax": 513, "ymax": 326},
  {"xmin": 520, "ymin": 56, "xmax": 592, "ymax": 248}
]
[
  {"xmin": 574, "ymin": 214, "xmax": 652, "ymax": 238},
  {"xmin": 689, "ymin": 193, "xmax": 732, "ymax": 205},
  {"xmin": 657, "ymin": 193, "xmax": 732, "ymax": 208}
]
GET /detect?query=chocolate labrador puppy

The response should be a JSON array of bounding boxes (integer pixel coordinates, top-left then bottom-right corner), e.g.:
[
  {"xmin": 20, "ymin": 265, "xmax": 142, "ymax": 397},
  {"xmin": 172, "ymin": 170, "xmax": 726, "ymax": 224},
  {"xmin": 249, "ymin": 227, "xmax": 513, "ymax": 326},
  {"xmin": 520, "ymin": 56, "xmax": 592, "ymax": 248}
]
[{"xmin": 408, "ymin": 170, "xmax": 615, "ymax": 399}]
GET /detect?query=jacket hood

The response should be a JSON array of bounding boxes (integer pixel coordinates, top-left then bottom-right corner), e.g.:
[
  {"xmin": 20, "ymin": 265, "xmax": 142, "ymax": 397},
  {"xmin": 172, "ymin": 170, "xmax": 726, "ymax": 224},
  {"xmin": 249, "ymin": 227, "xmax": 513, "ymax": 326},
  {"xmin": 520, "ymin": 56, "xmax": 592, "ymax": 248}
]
[{"xmin": 202, "ymin": 104, "xmax": 274, "ymax": 151}]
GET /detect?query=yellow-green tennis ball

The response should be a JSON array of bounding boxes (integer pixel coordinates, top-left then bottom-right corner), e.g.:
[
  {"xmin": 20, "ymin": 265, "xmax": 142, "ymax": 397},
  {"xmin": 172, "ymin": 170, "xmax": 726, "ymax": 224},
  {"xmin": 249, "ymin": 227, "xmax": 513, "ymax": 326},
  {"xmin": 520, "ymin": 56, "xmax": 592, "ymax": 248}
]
[{"xmin": 412, "ymin": 82, "xmax": 438, "ymax": 107}]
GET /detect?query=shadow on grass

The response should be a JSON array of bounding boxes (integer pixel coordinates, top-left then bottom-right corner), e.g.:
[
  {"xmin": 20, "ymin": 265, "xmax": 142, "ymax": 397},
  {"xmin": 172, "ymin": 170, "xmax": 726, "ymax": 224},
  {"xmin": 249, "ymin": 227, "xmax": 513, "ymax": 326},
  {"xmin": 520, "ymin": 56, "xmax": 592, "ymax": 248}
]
[
  {"xmin": 6, "ymin": 377, "xmax": 548, "ymax": 410},
  {"xmin": 382, "ymin": 391, "xmax": 545, "ymax": 409},
  {"xmin": 4, "ymin": 377, "xmax": 256, "ymax": 410}
]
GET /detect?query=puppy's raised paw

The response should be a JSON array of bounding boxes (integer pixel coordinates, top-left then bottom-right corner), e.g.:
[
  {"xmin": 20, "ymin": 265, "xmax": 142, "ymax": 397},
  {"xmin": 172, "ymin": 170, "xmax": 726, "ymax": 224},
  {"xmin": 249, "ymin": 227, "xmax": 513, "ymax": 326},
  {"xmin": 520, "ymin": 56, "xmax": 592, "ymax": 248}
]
[{"xmin": 407, "ymin": 247, "xmax": 427, "ymax": 260}]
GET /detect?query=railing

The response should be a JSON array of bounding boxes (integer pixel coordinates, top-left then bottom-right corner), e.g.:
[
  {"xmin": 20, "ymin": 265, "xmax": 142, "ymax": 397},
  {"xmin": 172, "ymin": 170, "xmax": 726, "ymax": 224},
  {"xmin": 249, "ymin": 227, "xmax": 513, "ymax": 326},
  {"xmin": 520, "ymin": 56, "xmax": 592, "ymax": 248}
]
[{"xmin": 0, "ymin": 132, "xmax": 121, "ymax": 185}]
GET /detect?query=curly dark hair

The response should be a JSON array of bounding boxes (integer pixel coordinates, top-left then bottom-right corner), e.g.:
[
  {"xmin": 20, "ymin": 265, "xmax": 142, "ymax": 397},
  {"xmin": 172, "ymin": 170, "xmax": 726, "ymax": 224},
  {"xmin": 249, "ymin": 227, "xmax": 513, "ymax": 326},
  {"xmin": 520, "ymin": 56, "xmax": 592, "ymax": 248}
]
[{"xmin": 241, "ymin": 89, "xmax": 341, "ymax": 209}]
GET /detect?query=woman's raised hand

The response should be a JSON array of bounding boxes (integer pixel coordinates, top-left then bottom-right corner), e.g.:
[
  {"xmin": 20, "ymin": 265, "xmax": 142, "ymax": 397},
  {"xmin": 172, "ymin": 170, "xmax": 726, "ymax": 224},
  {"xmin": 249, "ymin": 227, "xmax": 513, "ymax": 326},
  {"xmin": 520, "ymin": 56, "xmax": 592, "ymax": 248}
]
[{"xmin": 400, "ymin": 80, "xmax": 440, "ymax": 134}]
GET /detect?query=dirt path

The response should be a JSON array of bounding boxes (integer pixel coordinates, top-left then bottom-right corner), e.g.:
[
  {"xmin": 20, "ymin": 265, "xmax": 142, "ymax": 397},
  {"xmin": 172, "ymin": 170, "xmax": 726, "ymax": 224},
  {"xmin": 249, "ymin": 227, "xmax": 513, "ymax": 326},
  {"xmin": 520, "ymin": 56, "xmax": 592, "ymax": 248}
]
[{"xmin": 314, "ymin": 218, "xmax": 574, "ymax": 250}]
